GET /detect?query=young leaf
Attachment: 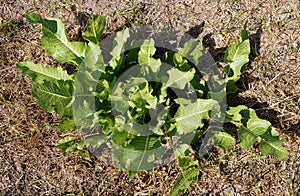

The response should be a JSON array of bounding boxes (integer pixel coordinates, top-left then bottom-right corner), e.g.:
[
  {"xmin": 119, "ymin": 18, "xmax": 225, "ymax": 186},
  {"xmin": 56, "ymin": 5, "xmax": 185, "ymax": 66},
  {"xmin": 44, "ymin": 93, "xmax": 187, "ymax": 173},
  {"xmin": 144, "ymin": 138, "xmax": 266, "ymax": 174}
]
[
  {"xmin": 111, "ymin": 28, "xmax": 130, "ymax": 58},
  {"xmin": 224, "ymin": 25, "xmax": 250, "ymax": 93},
  {"xmin": 214, "ymin": 131, "xmax": 236, "ymax": 150},
  {"xmin": 108, "ymin": 28, "xmax": 130, "ymax": 70},
  {"xmin": 241, "ymin": 21, "xmax": 249, "ymax": 41},
  {"xmin": 82, "ymin": 15, "xmax": 106, "ymax": 44},
  {"xmin": 138, "ymin": 38, "xmax": 161, "ymax": 74},
  {"xmin": 26, "ymin": 13, "xmax": 87, "ymax": 67},
  {"xmin": 26, "ymin": 13, "xmax": 42, "ymax": 23},
  {"xmin": 17, "ymin": 61, "xmax": 73, "ymax": 83},
  {"xmin": 78, "ymin": 149, "xmax": 91, "ymax": 161},
  {"xmin": 170, "ymin": 168, "xmax": 199, "ymax": 196},
  {"xmin": 56, "ymin": 137, "xmax": 91, "ymax": 160},
  {"xmin": 224, "ymin": 39, "xmax": 250, "ymax": 81},
  {"xmin": 178, "ymin": 39, "xmax": 203, "ymax": 64},
  {"xmin": 225, "ymin": 105, "xmax": 248, "ymax": 123}
]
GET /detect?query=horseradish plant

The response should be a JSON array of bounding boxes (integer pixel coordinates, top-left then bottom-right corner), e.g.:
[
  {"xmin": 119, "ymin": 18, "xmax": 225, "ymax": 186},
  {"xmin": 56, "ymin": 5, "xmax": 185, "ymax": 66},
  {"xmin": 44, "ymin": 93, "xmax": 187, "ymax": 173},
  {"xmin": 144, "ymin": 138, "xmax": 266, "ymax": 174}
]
[{"xmin": 18, "ymin": 14, "xmax": 288, "ymax": 195}]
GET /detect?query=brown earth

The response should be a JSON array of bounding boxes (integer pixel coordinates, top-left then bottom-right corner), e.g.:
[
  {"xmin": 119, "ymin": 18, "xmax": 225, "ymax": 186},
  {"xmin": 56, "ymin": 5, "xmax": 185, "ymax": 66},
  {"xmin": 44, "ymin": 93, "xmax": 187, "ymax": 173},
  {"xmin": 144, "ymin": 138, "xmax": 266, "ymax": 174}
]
[{"xmin": 0, "ymin": 0, "xmax": 299, "ymax": 195}]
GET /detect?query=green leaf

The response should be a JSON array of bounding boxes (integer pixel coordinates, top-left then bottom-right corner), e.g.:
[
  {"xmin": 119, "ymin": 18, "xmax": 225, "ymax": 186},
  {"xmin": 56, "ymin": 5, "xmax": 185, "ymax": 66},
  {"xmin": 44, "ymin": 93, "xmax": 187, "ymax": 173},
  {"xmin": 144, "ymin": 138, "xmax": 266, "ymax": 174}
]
[
  {"xmin": 126, "ymin": 135, "xmax": 162, "ymax": 151},
  {"xmin": 230, "ymin": 107, "xmax": 289, "ymax": 159},
  {"xmin": 57, "ymin": 117, "xmax": 76, "ymax": 131},
  {"xmin": 82, "ymin": 15, "xmax": 106, "ymax": 44},
  {"xmin": 17, "ymin": 61, "xmax": 73, "ymax": 83},
  {"xmin": 83, "ymin": 134, "xmax": 108, "ymax": 148},
  {"xmin": 56, "ymin": 136, "xmax": 76, "ymax": 147},
  {"xmin": 238, "ymin": 125, "xmax": 258, "ymax": 149},
  {"xmin": 56, "ymin": 137, "xmax": 91, "ymax": 160},
  {"xmin": 112, "ymin": 77, "xmax": 166, "ymax": 136},
  {"xmin": 238, "ymin": 109, "xmax": 271, "ymax": 149},
  {"xmin": 225, "ymin": 105, "xmax": 248, "ymax": 123},
  {"xmin": 26, "ymin": 13, "xmax": 42, "ymax": 23},
  {"xmin": 32, "ymin": 80, "xmax": 74, "ymax": 116},
  {"xmin": 178, "ymin": 39, "xmax": 203, "ymax": 64},
  {"xmin": 138, "ymin": 38, "xmax": 161, "ymax": 74},
  {"xmin": 111, "ymin": 28, "xmax": 130, "ymax": 58},
  {"xmin": 78, "ymin": 149, "xmax": 91, "ymax": 161},
  {"xmin": 170, "ymin": 168, "xmax": 199, "ymax": 196},
  {"xmin": 56, "ymin": 136, "xmax": 76, "ymax": 156},
  {"xmin": 111, "ymin": 133, "xmax": 164, "ymax": 171},
  {"xmin": 174, "ymin": 144, "xmax": 193, "ymax": 157},
  {"xmin": 108, "ymin": 28, "xmax": 130, "ymax": 70},
  {"xmin": 241, "ymin": 21, "xmax": 249, "ymax": 41},
  {"xmin": 177, "ymin": 155, "xmax": 199, "ymax": 170},
  {"xmin": 174, "ymin": 98, "xmax": 219, "ymax": 134},
  {"xmin": 260, "ymin": 128, "xmax": 289, "ymax": 160},
  {"xmin": 224, "ymin": 26, "xmax": 250, "ymax": 93},
  {"xmin": 73, "ymin": 98, "xmax": 99, "ymax": 128},
  {"xmin": 224, "ymin": 39, "xmax": 250, "ymax": 80},
  {"xmin": 26, "ymin": 13, "xmax": 86, "ymax": 67},
  {"xmin": 214, "ymin": 131, "xmax": 236, "ymax": 150},
  {"xmin": 112, "ymin": 77, "xmax": 148, "ymax": 114},
  {"xmin": 170, "ymin": 155, "xmax": 199, "ymax": 196},
  {"xmin": 82, "ymin": 42, "xmax": 105, "ymax": 72},
  {"xmin": 165, "ymin": 68, "xmax": 195, "ymax": 90}
]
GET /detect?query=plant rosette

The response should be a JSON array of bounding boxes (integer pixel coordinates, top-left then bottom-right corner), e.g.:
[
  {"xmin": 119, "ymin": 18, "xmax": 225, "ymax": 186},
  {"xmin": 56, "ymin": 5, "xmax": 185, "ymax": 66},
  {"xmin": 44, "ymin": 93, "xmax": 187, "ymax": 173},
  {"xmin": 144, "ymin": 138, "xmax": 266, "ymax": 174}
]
[{"xmin": 18, "ymin": 14, "xmax": 288, "ymax": 195}]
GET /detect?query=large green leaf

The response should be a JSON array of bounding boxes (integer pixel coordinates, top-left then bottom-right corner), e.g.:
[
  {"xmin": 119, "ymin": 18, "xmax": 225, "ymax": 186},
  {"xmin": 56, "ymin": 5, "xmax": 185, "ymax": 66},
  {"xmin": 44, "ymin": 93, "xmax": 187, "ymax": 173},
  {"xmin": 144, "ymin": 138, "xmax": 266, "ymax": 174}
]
[
  {"xmin": 111, "ymin": 130, "xmax": 163, "ymax": 171},
  {"xmin": 82, "ymin": 15, "xmax": 106, "ymax": 44},
  {"xmin": 174, "ymin": 98, "xmax": 219, "ymax": 134},
  {"xmin": 17, "ymin": 61, "xmax": 73, "ymax": 83},
  {"xmin": 238, "ymin": 108, "xmax": 271, "ymax": 148},
  {"xmin": 32, "ymin": 80, "xmax": 74, "ymax": 116},
  {"xmin": 26, "ymin": 13, "xmax": 86, "ymax": 67}
]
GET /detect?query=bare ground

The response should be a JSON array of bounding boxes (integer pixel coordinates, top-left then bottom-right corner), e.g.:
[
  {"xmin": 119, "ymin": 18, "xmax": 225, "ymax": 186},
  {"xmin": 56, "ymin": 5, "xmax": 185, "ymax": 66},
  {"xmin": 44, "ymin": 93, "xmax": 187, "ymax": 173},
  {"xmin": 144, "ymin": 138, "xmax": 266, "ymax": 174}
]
[{"xmin": 0, "ymin": 0, "xmax": 299, "ymax": 195}]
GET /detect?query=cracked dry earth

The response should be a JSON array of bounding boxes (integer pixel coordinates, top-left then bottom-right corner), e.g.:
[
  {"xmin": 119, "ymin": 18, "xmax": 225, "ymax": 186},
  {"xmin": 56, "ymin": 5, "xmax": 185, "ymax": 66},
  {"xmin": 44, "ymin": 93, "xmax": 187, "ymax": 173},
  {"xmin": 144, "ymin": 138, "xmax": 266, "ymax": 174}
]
[{"xmin": 0, "ymin": 0, "xmax": 300, "ymax": 195}]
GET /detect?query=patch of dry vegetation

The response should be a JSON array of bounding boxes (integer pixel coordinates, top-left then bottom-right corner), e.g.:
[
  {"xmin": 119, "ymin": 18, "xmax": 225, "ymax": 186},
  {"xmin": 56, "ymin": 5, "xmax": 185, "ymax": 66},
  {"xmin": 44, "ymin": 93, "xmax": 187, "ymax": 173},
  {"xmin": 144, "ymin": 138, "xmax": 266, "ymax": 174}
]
[{"xmin": 0, "ymin": 0, "xmax": 299, "ymax": 195}]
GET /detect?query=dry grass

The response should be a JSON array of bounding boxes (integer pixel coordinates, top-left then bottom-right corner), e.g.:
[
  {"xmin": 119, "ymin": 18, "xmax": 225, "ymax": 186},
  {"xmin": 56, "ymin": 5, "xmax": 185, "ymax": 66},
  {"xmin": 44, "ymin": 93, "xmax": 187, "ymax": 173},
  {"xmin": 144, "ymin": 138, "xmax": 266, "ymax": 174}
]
[{"xmin": 0, "ymin": 0, "xmax": 299, "ymax": 195}]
